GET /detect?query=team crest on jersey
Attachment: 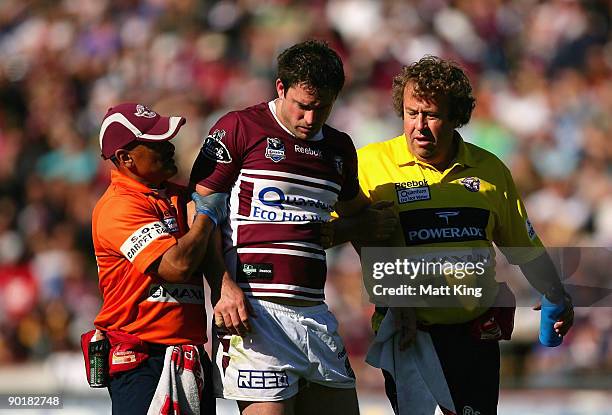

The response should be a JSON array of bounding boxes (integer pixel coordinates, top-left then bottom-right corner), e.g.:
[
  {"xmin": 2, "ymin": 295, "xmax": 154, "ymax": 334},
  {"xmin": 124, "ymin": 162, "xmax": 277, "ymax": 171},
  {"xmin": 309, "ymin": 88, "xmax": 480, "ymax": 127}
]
[
  {"xmin": 333, "ymin": 156, "xmax": 343, "ymax": 175},
  {"xmin": 460, "ymin": 177, "xmax": 480, "ymax": 192},
  {"xmin": 201, "ymin": 129, "xmax": 232, "ymax": 163},
  {"xmin": 134, "ymin": 104, "xmax": 157, "ymax": 118},
  {"xmin": 265, "ymin": 137, "xmax": 286, "ymax": 162}
]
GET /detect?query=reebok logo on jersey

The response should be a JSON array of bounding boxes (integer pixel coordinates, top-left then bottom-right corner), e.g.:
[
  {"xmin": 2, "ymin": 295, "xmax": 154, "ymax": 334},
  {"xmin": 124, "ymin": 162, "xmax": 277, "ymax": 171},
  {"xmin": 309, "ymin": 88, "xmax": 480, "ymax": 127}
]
[
  {"xmin": 146, "ymin": 283, "xmax": 204, "ymax": 304},
  {"xmin": 294, "ymin": 144, "xmax": 323, "ymax": 158},
  {"xmin": 201, "ymin": 129, "xmax": 232, "ymax": 163},
  {"xmin": 395, "ymin": 181, "xmax": 431, "ymax": 204},
  {"xmin": 237, "ymin": 370, "xmax": 289, "ymax": 389},
  {"xmin": 394, "ymin": 180, "xmax": 428, "ymax": 189},
  {"xmin": 120, "ymin": 221, "xmax": 169, "ymax": 262}
]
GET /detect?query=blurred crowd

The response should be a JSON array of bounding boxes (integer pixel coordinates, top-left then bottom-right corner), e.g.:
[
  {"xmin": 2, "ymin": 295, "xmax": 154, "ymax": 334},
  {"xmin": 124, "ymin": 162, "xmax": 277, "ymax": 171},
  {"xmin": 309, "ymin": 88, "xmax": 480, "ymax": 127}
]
[{"xmin": 0, "ymin": 0, "xmax": 610, "ymax": 390}]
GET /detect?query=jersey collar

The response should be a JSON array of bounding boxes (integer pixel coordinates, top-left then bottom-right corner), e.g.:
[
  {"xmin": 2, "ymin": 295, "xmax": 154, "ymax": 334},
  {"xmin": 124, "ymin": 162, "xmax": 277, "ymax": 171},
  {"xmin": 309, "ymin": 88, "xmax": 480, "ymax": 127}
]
[
  {"xmin": 110, "ymin": 169, "xmax": 161, "ymax": 195},
  {"xmin": 449, "ymin": 132, "xmax": 477, "ymax": 169},
  {"xmin": 393, "ymin": 131, "xmax": 476, "ymax": 169}
]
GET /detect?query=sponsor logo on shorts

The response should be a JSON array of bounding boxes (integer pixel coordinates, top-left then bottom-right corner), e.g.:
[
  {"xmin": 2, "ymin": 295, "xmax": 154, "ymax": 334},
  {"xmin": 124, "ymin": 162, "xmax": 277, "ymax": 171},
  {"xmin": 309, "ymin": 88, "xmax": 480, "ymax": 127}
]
[
  {"xmin": 146, "ymin": 284, "xmax": 204, "ymax": 304},
  {"xmin": 237, "ymin": 370, "xmax": 289, "ymax": 389},
  {"xmin": 120, "ymin": 221, "xmax": 169, "ymax": 262},
  {"xmin": 201, "ymin": 129, "xmax": 232, "ymax": 163},
  {"xmin": 265, "ymin": 137, "xmax": 286, "ymax": 163},
  {"xmin": 395, "ymin": 181, "xmax": 431, "ymax": 204},
  {"xmin": 240, "ymin": 263, "xmax": 273, "ymax": 280},
  {"xmin": 460, "ymin": 177, "xmax": 480, "ymax": 192},
  {"xmin": 463, "ymin": 406, "xmax": 481, "ymax": 415},
  {"xmin": 526, "ymin": 218, "xmax": 536, "ymax": 240}
]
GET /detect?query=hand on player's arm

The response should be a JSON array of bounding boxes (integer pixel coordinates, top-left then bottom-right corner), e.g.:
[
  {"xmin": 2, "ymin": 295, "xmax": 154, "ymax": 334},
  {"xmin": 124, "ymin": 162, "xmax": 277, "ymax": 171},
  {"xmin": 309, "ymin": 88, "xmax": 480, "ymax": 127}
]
[
  {"xmin": 520, "ymin": 253, "xmax": 574, "ymax": 336},
  {"xmin": 322, "ymin": 191, "xmax": 398, "ymax": 249},
  {"xmin": 203, "ymin": 231, "xmax": 256, "ymax": 337},
  {"xmin": 149, "ymin": 191, "xmax": 228, "ymax": 283},
  {"xmin": 196, "ymin": 184, "xmax": 255, "ymax": 337}
]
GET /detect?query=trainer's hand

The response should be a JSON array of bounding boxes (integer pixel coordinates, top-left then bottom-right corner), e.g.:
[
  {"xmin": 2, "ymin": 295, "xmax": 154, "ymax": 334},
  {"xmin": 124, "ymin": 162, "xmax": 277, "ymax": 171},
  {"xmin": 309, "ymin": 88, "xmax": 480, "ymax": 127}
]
[
  {"xmin": 213, "ymin": 276, "xmax": 256, "ymax": 336},
  {"xmin": 391, "ymin": 307, "xmax": 417, "ymax": 350},
  {"xmin": 362, "ymin": 200, "xmax": 398, "ymax": 242},
  {"xmin": 192, "ymin": 192, "xmax": 228, "ymax": 226},
  {"xmin": 532, "ymin": 293, "xmax": 574, "ymax": 337}
]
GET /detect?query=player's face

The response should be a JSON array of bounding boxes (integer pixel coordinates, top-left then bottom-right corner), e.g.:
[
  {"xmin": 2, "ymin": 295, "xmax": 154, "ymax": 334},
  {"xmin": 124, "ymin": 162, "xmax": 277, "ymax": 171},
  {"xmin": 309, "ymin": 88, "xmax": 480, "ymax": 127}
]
[
  {"xmin": 275, "ymin": 79, "xmax": 336, "ymax": 140},
  {"xmin": 403, "ymin": 83, "xmax": 458, "ymax": 170},
  {"xmin": 123, "ymin": 140, "xmax": 177, "ymax": 186}
]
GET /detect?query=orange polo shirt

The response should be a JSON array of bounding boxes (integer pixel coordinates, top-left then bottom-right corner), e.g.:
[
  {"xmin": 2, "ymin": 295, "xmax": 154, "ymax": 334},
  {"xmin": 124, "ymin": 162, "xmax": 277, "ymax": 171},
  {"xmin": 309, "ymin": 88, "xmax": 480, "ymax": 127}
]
[{"xmin": 92, "ymin": 170, "xmax": 206, "ymax": 345}]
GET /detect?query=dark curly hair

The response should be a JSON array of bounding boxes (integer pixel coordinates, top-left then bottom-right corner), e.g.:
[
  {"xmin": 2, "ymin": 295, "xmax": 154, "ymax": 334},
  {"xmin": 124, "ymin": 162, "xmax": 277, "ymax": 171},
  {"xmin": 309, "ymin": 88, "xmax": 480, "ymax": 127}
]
[
  {"xmin": 392, "ymin": 56, "xmax": 475, "ymax": 127},
  {"xmin": 277, "ymin": 40, "xmax": 345, "ymax": 97}
]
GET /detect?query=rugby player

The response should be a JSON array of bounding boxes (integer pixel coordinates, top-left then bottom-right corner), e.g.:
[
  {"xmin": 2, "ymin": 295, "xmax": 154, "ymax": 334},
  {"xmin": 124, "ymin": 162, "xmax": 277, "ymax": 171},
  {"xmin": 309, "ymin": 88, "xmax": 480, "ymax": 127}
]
[
  {"xmin": 358, "ymin": 56, "xmax": 574, "ymax": 414},
  {"xmin": 190, "ymin": 40, "xmax": 396, "ymax": 415}
]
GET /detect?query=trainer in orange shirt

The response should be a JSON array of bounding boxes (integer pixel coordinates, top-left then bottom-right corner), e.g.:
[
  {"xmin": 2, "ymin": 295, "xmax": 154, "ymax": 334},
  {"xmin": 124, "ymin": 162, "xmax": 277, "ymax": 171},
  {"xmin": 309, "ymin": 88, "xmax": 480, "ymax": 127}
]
[{"xmin": 91, "ymin": 103, "xmax": 231, "ymax": 414}]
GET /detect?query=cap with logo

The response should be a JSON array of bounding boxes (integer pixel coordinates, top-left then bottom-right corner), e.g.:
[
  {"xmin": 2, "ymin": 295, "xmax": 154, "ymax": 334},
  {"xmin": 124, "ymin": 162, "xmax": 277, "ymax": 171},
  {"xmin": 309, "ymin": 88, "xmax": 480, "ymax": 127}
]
[{"xmin": 99, "ymin": 103, "xmax": 186, "ymax": 159}]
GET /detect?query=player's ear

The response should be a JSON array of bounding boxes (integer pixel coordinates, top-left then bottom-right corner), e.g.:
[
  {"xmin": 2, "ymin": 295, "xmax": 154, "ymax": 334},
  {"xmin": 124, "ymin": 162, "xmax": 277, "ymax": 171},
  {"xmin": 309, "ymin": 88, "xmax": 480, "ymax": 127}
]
[
  {"xmin": 275, "ymin": 79, "xmax": 286, "ymax": 98},
  {"xmin": 114, "ymin": 149, "xmax": 133, "ymax": 166}
]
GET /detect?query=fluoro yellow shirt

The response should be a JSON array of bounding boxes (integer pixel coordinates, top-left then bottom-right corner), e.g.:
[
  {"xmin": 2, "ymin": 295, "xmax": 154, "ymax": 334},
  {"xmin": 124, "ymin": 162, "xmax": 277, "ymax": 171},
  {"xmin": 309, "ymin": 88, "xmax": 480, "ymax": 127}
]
[{"xmin": 358, "ymin": 133, "xmax": 543, "ymax": 324}]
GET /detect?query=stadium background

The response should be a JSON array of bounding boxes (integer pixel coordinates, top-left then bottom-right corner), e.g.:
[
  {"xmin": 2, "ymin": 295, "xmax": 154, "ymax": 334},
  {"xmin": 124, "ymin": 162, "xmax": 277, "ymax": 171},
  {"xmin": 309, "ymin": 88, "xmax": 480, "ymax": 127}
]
[{"xmin": 0, "ymin": 0, "xmax": 609, "ymax": 413}]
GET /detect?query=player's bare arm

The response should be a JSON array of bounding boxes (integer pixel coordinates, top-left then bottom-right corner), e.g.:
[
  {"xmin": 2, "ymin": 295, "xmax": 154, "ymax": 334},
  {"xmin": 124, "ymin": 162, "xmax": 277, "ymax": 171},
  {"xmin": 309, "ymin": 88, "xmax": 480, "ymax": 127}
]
[
  {"xmin": 148, "ymin": 192, "xmax": 227, "ymax": 283},
  {"xmin": 195, "ymin": 183, "xmax": 254, "ymax": 336}
]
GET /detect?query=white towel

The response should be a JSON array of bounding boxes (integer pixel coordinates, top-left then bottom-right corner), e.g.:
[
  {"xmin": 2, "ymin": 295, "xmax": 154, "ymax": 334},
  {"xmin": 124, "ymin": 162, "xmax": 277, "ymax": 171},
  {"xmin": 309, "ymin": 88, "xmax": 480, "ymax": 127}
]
[
  {"xmin": 147, "ymin": 345, "xmax": 204, "ymax": 415},
  {"xmin": 365, "ymin": 312, "xmax": 456, "ymax": 415}
]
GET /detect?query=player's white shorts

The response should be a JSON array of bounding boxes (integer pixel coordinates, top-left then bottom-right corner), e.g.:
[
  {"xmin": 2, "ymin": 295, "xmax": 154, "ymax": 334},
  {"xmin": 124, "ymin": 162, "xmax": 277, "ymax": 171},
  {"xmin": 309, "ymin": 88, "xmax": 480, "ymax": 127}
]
[{"xmin": 212, "ymin": 298, "xmax": 356, "ymax": 401}]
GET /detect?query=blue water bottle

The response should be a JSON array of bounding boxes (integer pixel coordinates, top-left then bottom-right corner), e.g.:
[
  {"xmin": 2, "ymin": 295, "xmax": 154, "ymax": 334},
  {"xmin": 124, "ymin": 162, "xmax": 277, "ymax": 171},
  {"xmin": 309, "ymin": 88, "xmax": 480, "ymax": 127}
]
[{"xmin": 539, "ymin": 294, "xmax": 566, "ymax": 347}]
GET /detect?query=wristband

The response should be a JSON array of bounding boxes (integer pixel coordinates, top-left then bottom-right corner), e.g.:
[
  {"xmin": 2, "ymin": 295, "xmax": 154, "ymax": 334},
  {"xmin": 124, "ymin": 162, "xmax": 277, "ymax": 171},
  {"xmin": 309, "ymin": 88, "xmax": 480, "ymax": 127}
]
[{"xmin": 539, "ymin": 294, "xmax": 565, "ymax": 347}]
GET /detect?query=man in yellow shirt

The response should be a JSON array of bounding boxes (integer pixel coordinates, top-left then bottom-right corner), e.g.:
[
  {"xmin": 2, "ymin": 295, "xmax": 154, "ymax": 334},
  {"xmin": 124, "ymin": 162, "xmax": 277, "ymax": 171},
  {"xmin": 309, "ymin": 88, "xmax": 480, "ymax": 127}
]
[{"xmin": 358, "ymin": 56, "xmax": 574, "ymax": 414}]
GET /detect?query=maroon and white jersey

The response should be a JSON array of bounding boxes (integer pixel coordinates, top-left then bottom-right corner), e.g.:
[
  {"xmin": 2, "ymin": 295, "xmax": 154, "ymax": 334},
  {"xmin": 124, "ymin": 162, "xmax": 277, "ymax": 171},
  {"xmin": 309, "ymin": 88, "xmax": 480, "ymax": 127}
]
[{"xmin": 191, "ymin": 101, "xmax": 359, "ymax": 301}]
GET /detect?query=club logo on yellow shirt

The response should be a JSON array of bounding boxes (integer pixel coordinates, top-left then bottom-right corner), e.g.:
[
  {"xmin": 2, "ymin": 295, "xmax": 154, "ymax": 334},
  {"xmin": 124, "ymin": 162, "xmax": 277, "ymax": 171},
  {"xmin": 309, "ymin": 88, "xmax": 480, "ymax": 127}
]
[{"xmin": 460, "ymin": 177, "xmax": 480, "ymax": 192}]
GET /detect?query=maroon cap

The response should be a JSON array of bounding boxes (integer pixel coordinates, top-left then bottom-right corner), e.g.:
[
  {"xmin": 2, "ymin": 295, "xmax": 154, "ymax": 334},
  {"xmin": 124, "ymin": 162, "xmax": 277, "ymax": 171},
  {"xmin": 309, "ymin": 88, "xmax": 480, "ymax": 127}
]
[{"xmin": 99, "ymin": 103, "xmax": 186, "ymax": 159}]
